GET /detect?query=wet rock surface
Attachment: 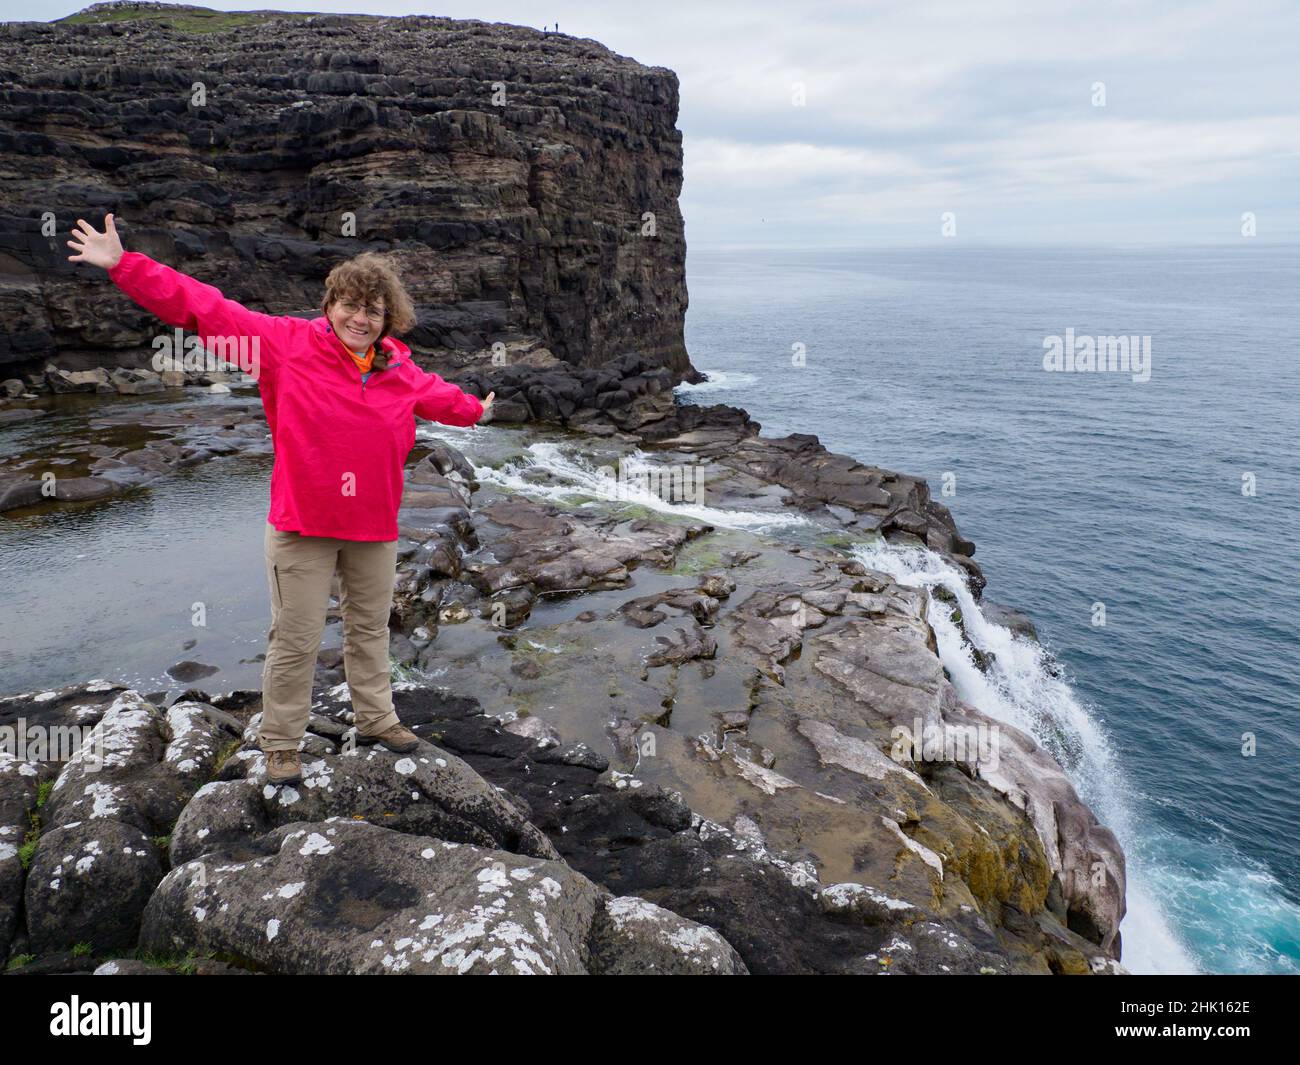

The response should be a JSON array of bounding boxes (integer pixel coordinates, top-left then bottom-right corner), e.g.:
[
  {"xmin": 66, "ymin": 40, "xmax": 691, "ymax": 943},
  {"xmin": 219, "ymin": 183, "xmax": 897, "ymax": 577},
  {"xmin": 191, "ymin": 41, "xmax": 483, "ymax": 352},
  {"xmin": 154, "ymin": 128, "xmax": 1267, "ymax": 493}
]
[
  {"xmin": 2, "ymin": 362, "xmax": 1123, "ymax": 975},
  {"xmin": 1, "ymin": 484, "xmax": 1124, "ymax": 974},
  {"xmin": 1, "ymin": 307, "xmax": 1123, "ymax": 977},
  {"xmin": 0, "ymin": 390, "xmax": 269, "ymax": 514}
]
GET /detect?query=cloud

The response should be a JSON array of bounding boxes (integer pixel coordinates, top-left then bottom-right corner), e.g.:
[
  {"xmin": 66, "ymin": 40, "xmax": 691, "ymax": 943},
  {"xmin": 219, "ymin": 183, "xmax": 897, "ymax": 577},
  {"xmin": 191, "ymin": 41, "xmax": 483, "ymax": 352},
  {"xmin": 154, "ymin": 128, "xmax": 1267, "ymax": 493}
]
[{"xmin": 21, "ymin": 0, "xmax": 1300, "ymax": 243}]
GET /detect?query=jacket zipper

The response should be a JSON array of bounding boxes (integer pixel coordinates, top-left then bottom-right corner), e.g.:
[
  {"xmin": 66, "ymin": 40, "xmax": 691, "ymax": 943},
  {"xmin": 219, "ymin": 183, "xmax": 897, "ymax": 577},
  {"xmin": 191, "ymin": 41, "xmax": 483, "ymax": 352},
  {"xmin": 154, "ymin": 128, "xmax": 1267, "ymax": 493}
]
[
  {"xmin": 331, "ymin": 326, "xmax": 402, "ymax": 400},
  {"xmin": 360, "ymin": 357, "xmax": 402, "ymax": 400}
]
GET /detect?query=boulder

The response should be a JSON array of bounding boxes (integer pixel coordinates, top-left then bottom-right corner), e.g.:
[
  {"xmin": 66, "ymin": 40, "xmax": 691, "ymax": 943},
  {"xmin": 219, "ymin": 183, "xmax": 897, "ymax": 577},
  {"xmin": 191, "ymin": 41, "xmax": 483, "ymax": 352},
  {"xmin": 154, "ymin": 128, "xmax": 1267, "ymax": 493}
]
[
  {"xmin": 142, "ymin": 819, "xmax": 746, "ymax": 975},
  {"xmin": 177, "ymin": 733, "xmax": 558, "ymax": 864},
  {"xmin": 44, "ymin": 366, "xmax": 113, "ymax": 394},
  {"xmin": 21, "ymin": 691, "xmax": 239, "ymax": 954}
]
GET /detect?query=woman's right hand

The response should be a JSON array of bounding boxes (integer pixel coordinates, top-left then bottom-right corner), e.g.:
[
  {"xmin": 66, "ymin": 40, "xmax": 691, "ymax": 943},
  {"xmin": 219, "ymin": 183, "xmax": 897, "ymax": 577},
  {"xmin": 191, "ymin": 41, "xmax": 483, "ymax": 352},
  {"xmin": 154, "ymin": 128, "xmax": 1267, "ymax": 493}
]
[{"xmin": 66, "ymin": 213, "xmax": 124, "ymax": 271}]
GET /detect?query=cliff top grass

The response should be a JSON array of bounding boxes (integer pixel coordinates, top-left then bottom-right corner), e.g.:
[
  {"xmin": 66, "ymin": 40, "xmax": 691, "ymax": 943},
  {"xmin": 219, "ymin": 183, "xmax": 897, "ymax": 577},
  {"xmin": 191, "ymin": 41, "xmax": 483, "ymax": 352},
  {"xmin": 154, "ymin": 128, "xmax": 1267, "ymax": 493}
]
[
  {"xmin": 39, "ymin": 2, "xmax": 673, "ymax": 79},
  {"xmin": 58, "ymin": 3, "xmax": 333, "ymax": 34}
]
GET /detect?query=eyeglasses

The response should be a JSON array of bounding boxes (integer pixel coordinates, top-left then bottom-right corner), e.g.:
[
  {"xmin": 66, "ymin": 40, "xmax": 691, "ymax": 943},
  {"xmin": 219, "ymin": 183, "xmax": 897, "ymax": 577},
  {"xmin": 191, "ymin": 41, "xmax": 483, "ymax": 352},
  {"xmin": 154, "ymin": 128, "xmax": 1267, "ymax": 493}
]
[{"xmin": 336, "ymin": 299, "xmax": 386, "ymax": 323}]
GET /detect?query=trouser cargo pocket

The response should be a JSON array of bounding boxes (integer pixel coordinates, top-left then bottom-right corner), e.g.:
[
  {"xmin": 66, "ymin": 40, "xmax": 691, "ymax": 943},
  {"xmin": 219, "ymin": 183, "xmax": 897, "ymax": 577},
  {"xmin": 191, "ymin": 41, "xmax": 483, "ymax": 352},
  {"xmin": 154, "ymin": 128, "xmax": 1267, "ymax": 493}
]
[{"xmin": 258, "ymin": 521, "xmax": 401, "ymax": 753}]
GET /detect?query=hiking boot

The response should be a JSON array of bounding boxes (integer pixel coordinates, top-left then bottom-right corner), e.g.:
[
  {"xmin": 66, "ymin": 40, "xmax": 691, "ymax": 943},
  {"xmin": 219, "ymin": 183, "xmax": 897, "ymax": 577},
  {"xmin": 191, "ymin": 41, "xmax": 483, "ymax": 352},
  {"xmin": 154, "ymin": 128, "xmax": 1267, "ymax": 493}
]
[
  {"xmin": 266, "ymin": 749, "xmax": 302, "ymax": 786},
  {"xmin": 355, "ymin": 722, "xmax": 419, "ymax": 754}
]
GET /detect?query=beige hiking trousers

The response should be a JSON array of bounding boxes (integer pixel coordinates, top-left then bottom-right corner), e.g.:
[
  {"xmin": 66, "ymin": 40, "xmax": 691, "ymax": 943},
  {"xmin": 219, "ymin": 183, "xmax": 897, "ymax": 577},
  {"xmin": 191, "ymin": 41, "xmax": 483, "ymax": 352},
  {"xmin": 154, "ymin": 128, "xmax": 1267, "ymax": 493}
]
[{"xmin": 258, "ymin": 520, "xmax": 401, "ymax": 752}]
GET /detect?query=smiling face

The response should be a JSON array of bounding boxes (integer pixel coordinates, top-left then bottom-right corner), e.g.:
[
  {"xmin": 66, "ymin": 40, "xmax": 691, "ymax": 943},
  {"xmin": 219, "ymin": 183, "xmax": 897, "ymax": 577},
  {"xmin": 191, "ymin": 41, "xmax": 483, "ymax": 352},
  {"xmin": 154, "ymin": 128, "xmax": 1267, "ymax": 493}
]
[{"xmin": 327, "ymin": 293, "xmax": 386, "ymax": 352}]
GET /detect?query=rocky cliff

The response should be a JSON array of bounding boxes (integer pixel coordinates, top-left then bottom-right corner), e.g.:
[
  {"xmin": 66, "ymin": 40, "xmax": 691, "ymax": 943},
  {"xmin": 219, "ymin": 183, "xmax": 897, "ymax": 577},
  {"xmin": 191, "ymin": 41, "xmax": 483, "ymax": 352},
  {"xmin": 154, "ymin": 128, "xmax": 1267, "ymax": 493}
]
[{"xmin": 0, "ymin": 2, "xmax": 689, "ymax": 373}]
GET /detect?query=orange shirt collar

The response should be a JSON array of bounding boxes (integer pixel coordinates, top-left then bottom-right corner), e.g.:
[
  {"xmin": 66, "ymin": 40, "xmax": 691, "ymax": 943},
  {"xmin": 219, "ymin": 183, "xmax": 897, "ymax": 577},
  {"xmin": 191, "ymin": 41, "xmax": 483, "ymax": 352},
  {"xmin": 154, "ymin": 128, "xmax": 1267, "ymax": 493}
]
[{"xmin": 348, "ymin": 344, "xmax": 375, "ymax": 374}]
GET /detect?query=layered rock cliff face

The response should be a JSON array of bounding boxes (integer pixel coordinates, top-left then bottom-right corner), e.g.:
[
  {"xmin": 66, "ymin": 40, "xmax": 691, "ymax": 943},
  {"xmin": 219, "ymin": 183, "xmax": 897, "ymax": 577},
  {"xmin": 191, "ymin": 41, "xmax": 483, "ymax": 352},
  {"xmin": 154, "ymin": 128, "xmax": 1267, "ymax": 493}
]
[{"xmin": 0, "ymin": 2, "xmax": 688, "ymax": 373}]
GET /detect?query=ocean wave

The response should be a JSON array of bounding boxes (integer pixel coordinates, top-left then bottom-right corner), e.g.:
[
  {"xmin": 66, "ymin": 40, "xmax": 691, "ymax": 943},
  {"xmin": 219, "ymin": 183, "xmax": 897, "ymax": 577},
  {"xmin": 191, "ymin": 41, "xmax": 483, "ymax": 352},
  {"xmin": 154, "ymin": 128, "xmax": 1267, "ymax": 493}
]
[{"xmin": 674, "ymin": 370, "xmax": 759, "ymax": 394}]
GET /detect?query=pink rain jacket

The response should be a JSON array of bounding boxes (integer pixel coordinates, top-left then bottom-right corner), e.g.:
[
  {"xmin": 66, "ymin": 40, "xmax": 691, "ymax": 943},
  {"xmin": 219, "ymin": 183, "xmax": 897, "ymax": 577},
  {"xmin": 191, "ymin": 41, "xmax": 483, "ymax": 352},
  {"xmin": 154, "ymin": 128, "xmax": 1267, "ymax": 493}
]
[{"xmin": 108, "ymin": 251, "xmax": 484, "ymax": 540}]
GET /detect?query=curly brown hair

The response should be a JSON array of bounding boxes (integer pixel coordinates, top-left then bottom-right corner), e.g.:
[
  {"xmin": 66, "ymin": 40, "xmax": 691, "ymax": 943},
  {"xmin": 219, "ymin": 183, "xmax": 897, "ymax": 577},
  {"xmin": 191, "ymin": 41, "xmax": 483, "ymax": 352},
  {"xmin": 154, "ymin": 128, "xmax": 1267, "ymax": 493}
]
[{"xmin": 320, "ymin": 252, "xmax": 417, "ymax": 370}]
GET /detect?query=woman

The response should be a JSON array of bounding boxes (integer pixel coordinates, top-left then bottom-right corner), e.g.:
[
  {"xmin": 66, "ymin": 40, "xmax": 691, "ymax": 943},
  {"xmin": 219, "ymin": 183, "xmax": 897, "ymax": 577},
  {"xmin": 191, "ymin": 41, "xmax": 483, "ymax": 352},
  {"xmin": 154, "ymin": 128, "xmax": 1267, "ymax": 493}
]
[{"xmin": 66, "ymin": 214, "xmax": 495, "ymax": 786}]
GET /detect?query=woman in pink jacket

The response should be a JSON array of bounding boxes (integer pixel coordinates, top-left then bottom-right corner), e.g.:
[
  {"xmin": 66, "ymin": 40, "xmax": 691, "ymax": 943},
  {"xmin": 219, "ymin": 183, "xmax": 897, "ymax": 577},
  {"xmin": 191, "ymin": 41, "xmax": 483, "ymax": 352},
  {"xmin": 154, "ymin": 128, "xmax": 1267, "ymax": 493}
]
[{"xmin": 67, "ymin": 214, "xmax": 494, "ymax": 787}]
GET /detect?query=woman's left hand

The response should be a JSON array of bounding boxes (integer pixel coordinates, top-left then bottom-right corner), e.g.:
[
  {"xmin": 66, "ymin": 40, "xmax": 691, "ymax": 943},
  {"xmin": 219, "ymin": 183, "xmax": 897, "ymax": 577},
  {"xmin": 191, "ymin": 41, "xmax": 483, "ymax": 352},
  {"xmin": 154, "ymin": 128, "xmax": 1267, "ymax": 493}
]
[{"xmin": 479, "ymin": 391, "xmax": 495, "ymax": 421}]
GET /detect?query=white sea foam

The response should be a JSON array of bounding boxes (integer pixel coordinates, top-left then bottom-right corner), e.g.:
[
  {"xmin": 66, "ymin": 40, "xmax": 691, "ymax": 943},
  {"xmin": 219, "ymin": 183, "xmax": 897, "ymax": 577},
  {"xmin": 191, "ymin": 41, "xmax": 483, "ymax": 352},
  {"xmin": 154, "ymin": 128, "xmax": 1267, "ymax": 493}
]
[
  {"xmin": 849, "ymin": 539, "xmax": 1199, "ymax": 975},
  {"xmin": 465, "ymin": 440, "xmax": 813, "ymax": 534},
  {"xmin": 674, "ymin": 370, "xmax": 760, "ymax": 395}
]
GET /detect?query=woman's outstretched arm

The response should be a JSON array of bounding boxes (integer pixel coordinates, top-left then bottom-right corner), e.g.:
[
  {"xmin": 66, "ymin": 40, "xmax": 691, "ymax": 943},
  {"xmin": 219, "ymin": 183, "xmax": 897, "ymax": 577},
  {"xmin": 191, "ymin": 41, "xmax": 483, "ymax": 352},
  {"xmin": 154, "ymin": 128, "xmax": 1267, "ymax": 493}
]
[
  {"xmin": 411, "ymin": 364, "xmax": 495, "ymax": 427},
  {"xmin": 67, "ymin": 214, "xmax": 297, "ymax": 383}
]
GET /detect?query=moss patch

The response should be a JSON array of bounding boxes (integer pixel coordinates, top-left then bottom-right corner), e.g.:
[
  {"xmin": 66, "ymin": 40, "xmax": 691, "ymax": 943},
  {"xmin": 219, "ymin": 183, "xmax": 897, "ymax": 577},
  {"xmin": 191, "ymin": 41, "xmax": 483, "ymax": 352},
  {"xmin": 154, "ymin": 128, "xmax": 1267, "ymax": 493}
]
[
  {"xmin": 669, "ymin": 539, "xmax": 724, "ymax": 576},
  {"xmin": 17, "ymin": 781, "xmax": 52, "ymax": 869},
  {"xmin": 210, "ymin": 735, "xmax": 243, "ymax": 775},
  {"xmin": 131, "ymin": 947, "xmax": 205, "ymax": 974}
]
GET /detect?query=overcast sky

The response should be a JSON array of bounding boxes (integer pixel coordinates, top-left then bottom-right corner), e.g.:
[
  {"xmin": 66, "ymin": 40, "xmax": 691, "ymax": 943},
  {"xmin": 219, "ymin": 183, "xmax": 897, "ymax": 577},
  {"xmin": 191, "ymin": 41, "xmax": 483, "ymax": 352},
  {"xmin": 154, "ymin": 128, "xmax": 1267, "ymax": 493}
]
[{"xmin": 11, "ymin": 0, "xmax": 1300, "ymax": 246}]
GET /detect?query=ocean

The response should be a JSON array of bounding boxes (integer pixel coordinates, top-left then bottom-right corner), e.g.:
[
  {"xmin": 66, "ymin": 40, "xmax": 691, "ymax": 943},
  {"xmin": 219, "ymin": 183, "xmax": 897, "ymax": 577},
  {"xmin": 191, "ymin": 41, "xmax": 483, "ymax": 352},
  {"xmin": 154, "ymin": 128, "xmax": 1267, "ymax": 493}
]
[{"xmin": 676, "ymin": 242, "xmax": 1300, "ymax": 974}]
